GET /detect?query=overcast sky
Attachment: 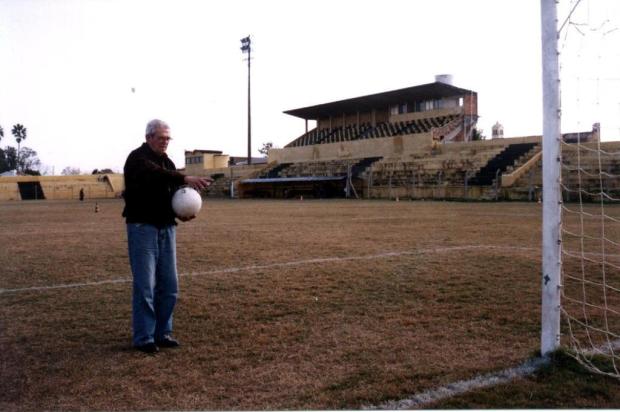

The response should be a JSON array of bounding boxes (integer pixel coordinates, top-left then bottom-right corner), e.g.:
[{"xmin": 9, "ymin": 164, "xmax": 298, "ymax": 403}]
[{"xmin": 1, "ymin": 0, "xmax": 619, "ymax": 174}]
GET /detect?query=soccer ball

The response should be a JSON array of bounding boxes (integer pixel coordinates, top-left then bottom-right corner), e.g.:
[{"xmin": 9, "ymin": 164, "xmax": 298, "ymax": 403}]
[{"xmin": 172, "ymin": 187, "xmax": 202, "ymax": 218}]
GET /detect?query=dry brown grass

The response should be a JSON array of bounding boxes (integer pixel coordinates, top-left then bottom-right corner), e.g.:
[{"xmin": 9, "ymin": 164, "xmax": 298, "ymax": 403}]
[{"xmin": 0, "ymin": 198, "xmax": 614, "ymax": 410}]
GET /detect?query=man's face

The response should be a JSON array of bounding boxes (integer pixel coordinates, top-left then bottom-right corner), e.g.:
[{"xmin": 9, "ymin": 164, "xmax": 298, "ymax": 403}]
[{"xmin": 146, "ymin": 127, "xmax": 171, "ymax": 155}]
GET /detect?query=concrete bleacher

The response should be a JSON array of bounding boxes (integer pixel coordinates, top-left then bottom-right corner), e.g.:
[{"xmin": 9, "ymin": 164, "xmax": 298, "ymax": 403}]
[
  {"xmin": 369, "ymin": 141, "xmax": 507, "ymax": 186},
  {"xmin": 559, "ymin": 142, "xmax": 620, "ymax": 201},
  {"xmin": 366, "ymin": 137, "xmax": 542, "ymax": 199},
  {"xmin": 201, "ymin": 163, "xmax": 268, "ymax": 198},
  {"xmin": 467, "ymin": 142, "xmax": 538, "ymax": 185},
  {"xmin": 204, "ymin": 173, "xmax": 232, "ymax": 198},
  {"xmin": 503, "ymin": 141, "xmax": 620, "ymax": 202},
  {"xmin": 278, "ymin": 160, "xmax": 351, "ymax": 178},
  {"xmin": 243, "ymin": 135, "xmax": 544, "ymax": 200},
  {"xmin": 285, "ymin": 115, "xmax": 461, "ymax": 148},
  {"xmin": 257, "ymin": 157, "xmax": 382, "ymax": 180}
]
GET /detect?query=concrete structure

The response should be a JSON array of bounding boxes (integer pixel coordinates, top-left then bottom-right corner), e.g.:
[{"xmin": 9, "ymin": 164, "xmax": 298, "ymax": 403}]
[
  {"xmin": 492, "ymin": 122, "xmax": 504, "ymax": 139},
  {"xmin": 184, "ymin": 149, "xmax": 266, "ymax": 175},
  {"xmin": 238, "ymin": 81, "xmax": 607, "ymax": 200},
  {"xmin": 281, "ymin": 80, "xmax": 478, "ymax": 156},
  {"xmin": 0, "ymin": 174, "xmax": 123, "ymax": 201},
  {"xmin": 562, "ymin": 122, "xmax": 600, "ymax": 143},
  {"xmin": 184, "ymin": 150, "xmax": 231, "ymax": 175},
  {"xmin": 240, "ymin": 80, "xmax": 482, "ymax": 198},
  {"xmin": 0, "ymin": 79, "xmax": 609, "ymax": 202}
]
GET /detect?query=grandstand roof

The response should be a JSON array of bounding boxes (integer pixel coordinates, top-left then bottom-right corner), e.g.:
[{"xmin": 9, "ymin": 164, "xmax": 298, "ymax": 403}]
[
  {"xmin": 284, "ymin": 82, "xmax": 475, "ymax": 120},
  {"xmin": 185, "ymin": 149, "xmax": 223, "ymax": 155}
]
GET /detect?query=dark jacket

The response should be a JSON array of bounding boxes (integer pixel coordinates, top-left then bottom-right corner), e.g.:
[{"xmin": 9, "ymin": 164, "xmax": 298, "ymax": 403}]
[{"xmin": 122, "ymin": 143, "xmax": 185, "ymax": 227}]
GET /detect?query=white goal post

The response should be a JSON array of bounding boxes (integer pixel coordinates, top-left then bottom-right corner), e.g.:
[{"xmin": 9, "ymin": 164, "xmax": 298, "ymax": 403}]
[
  {"xmin": 540, "ymin": 0, "xmax": 562, "ymax": 356},
  {"xmin": 541, "ymin": 0, "xmax": 620, "ymax": 377}
]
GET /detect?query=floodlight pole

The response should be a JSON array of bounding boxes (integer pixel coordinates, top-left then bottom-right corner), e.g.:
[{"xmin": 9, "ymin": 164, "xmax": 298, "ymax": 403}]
[
  {"xmin": 241, "ymin": 36, "xmax": 252, "ymax": 165},
  {"xmin": 540, "ymin": 0, "xmax": 562, "ymax": 356}
]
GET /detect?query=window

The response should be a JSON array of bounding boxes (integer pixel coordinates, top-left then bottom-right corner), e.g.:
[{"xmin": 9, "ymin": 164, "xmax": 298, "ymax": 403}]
[{"xmin": 186, "ymin": 156, "xmax": 203, "ymax": 165}]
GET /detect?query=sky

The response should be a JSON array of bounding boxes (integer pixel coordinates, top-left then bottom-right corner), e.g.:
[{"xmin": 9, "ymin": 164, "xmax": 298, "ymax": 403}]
[{"xmin": 1, "ymin": 0, "xmax": 619, "ymax": 174}]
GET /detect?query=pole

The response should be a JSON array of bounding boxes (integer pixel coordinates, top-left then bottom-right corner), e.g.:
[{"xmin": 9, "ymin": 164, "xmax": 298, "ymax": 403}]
[
  {"xmin": 540, "ymin": 0, "xmax": 562, "ymax": 356},
  {"xmin": 247, "ymin": 42, "xmax": 252, "ymax": 165},
  {"xmin": 240, "ymin": 35, "xmax": 252, "ymax": 165}
]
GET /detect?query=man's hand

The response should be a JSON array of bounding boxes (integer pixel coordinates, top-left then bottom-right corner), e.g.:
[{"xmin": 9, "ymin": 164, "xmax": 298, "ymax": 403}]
[
  {"xmin": 177, "ymin": 215, "xmax": 196, "ymax": 222},
  {"xmin": 184, "ymin": 175, "xmax": 213, "ymax": 191}
]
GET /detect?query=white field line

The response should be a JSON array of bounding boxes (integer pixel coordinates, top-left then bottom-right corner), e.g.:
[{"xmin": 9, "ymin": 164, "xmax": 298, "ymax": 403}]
[
  {"xmin": 0, "ymin": 244, "xmax": 538, "ymax": 295},
  {"xmin": 363, "ymin": 356, "xmax": 550, "ymax": 410},
  {"xmin": 349, "ymin": 212, "xmax": 540, "ymax": 221}
]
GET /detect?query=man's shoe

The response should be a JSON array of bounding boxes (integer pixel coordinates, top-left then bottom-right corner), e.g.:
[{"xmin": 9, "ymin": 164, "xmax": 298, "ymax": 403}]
[
  {"xmin": 155, "ymin": 335, "xmax": 180, "ymax": 348},
  {"xmin": 135, "ymin": 342, "xmax": 159, "ymax": 354}
]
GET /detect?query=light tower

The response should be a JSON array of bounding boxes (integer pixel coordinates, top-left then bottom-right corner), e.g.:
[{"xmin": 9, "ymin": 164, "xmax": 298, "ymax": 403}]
[{"xmin": 240, "ymin": 35, "xmax": 252, "ymax": 165}]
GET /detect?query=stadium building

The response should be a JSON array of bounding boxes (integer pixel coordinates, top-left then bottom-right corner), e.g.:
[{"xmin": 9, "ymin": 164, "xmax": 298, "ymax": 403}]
[
  {"xmin": 230, "ymin": 76, "xmax": 600, "ymax": 200},
  {"xmin": 0, "ymin": 76, "xmax": 605, "ymax": 201}
]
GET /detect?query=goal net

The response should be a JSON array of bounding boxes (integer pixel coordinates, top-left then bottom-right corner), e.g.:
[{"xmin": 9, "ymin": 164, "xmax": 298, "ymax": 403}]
[{"xmin": 550, "ymin": 0, "xmax": 620, "ymax": 377}]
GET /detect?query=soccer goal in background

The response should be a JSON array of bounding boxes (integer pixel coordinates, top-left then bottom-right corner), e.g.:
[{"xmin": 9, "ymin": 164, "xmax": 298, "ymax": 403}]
[{"xmin": 541, "ymin": 0, "xmax": 620, "ymax": 377}]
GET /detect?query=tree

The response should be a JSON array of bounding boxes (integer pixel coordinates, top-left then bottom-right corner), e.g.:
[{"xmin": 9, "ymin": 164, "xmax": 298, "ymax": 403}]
[
  {"xmin": 258, "ymin": 141, "xmax": 274, "ymax": 157},
  {"xmin": 11, "ymin": 124, "xmax": 27, "ymax": 171},
  {"xmin": 471, "ymin": 127, "xmax": 486, "ymax": 141},
  {"xmin": 0, "ymin": 150, "xmax": 7, "ymax": 173},
  {"xmin": 0, "ymin": 146, "xmax": 40, "ymax": 174},
  {"xmin": 17, "ymin": 147, "xmax": 41, "ymax": 173},
  {"xmin": 0, "ymin": 124, "xmax": 41, "ymax": 175},
  {"xmin": 62, "ymin": 166, "xmax": 81, "ymax": 175},
  {"xmin": 23, "ymin": 168, "xmax": 41, "ymax": 176},
  {"xmin": 92, "ymin": 168, "xmax": 114, "ymax": 174},
  {"xmin": 100, "ymin": 168, "xmax": 114, "ymax": 174},
  {"xmin": 0, "ymin": 146, "xmax": 17, "ymax": 172}
]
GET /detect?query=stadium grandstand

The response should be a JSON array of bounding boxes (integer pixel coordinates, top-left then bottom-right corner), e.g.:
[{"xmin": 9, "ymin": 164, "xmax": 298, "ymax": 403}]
[
  {"xmin": 235, "ymin": 76, "xmax": 601, "ymax": 200},
  {"xmin": 0, "ymin": 77, "xmax": 605, "ymax": 202}
]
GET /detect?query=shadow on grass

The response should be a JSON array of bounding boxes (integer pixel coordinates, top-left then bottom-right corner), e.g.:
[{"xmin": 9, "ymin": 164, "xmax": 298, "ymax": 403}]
[{"xmin": 427, "ymin": 350, "xmax": 620, "ymax": 409}]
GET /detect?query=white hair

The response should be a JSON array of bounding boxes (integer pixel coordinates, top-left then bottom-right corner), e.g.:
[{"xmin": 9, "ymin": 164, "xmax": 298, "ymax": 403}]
[{"xmin": 145, "ymin": 119, "xmax": 170, "ymax": 137}]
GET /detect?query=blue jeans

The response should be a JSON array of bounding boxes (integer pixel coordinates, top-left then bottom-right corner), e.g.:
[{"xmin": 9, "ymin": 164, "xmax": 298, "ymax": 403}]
[{"xmin": 127, "ymin": 223, "xmax": 178, "ymax": 346}]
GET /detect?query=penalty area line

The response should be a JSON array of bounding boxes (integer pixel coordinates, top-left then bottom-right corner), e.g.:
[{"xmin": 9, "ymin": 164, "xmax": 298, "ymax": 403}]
[
  {"xmin": 363, "ymin": 356, "xmax": 550, "ymax": 410},
  {"xmin": 0, "ymin": 244, "xmax": 537, "ymax": 295}
]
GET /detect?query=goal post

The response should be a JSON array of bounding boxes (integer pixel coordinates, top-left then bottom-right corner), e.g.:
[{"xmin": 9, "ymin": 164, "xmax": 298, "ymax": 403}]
[
  {"xmin": 540, "ymin": 0, "xmax": 562, "ymax": 356},
  {"xmin": 541, "ymin": 0, "xmax": 620, "ymax": 377}
]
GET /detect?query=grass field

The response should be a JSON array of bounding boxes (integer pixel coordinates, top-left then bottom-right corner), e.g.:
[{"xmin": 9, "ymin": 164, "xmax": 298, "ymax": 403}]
[{"xmin": 1, "ymin": 198, "xmax": 619, "ymax": 410}]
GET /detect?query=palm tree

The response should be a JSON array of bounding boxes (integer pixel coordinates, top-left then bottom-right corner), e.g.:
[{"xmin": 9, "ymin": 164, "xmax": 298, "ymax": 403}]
[{"xmin": 11, "ymin": 124, "xmax": 27, "ymax": 172}]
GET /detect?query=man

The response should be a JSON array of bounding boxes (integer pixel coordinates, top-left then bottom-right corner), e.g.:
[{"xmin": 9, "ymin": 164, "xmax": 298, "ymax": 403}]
[{"xmin": 123, "ymin": 119, "xmax": 212, "ymax": 354}]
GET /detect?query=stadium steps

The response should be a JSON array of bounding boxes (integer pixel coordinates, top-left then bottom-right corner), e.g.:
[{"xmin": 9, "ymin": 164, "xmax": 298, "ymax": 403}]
[
  {"xmin": 468, "ymin": 143, "xmax": 538, "ymax": 186},
  {"xmin": 262, "ymin": 162, "xmax": 292, "ymax": 178},
  {"xmin": 501, "ymin": 145, "xmax": 542, "ymax": 187},
  {"xmin": 17, "ymin": 181, "xmax": 46, "ymax": 200},
  {"xmin": 204, "ymin": 173, "xmax": 229, "ymax": 198},
  {"xmin": 351, "ymin": 156, "xmax": 383, "ymax": 177}
]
